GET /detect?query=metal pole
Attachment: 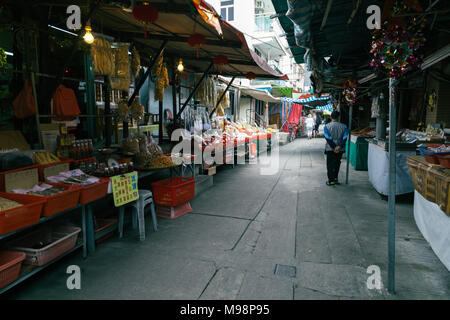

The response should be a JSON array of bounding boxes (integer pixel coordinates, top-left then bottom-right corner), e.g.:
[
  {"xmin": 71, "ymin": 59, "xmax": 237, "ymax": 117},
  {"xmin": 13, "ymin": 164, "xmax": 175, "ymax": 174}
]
[
  {"xmin": 210, "ymin": 76, "xmax": 236, "ymax": 118},
  {"xmin": 159, "ymin": 100, "xmax": 163, "ymax": 144},
  {"xmin": 30, "ymin": 72, "xmax": 43, "ymax": 149},
  {"xmin": 388, "ymin": 77, "xmax": 397, "ymax": 294},
  {"xmin": 177, "ymin": 62, "xmax": 214, "ymax": 119},
  {"xmin": 345, "ymin": 102, "xmax": 353, "ymax": 184},
  {"xmin": 104, "ymin": 75, "xmax": 112, "ymax": 147}
]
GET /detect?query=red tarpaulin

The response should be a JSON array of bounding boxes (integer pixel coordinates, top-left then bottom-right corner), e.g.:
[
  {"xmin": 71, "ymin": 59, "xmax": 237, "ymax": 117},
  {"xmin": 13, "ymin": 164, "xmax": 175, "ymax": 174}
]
[{"xmin": 281, "ymin": 103, "xmax": 302, "ymax": 133}]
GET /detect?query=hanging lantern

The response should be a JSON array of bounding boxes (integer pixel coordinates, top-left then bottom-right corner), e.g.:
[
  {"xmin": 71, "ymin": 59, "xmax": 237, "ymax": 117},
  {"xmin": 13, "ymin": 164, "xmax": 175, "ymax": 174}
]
[
  {"xmin": 213, "ymin": 55, "xmax": 228, "ymax": 74},
  {"xmin": 188, "ymin": 33, "xmax": 206, "ymax": 58},
  {"xmin": 132, "ymin": 2, "xmax": 159, "ymax": 38},
  {"xmin": 245, "ymin": 72, "xmax": 256, "ymax": 81}
]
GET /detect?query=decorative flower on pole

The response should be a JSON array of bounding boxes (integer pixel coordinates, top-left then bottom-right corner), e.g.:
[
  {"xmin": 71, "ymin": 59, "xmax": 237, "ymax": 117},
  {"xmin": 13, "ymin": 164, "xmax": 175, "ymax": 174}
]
[
  {"xmin": 132, "ymin": 2, "xmax": 159, "ymax": 38},
  {"xmin": 188, "ymin": 33, "xmax": 206, "ymax": 58},
  {"xmin": 213, "ymin": 55, "xmax": 228, "ymax": 74},
  {"xmin": 370, "ymin": 0, "xmax": 426, "ymax": 78}
]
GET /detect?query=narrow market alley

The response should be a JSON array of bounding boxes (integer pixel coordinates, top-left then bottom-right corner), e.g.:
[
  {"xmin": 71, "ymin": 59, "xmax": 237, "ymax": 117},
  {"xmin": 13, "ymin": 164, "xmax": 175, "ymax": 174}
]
[{"xmin": 4, "ymin": 138, "xmax": 450, "ymax": 300}]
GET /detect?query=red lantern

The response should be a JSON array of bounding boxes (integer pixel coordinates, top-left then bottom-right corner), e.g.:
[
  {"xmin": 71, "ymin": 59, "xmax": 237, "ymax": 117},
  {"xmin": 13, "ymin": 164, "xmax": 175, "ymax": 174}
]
[
  {"xmin": 245, "ymin": 72, "xmax": 256, "ymax": 80},
  {"xmin": 188, "ymin": 33, "xmax": 206, "ymax": 59},
  {"xmin": 213, "ymin": 55, "xmax": 228, "ymax": 74},
  {"xmin": 132, "ymin": 3, "xmax": 159, "ymax": 38}
]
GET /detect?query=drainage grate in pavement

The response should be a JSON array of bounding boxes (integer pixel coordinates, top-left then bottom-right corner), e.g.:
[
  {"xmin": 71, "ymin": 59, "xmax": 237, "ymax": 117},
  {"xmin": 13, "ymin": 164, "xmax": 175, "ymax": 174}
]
[{"xmin": 274, "ymin": 264, "xmax": 296, "ymax": 278}]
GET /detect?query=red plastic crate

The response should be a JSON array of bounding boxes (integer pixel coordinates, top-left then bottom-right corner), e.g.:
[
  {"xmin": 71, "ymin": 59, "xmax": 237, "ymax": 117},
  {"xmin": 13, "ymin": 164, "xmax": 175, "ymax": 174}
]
[
  {"xmin": 0, "ymin": 165, "xmax": 40, "ymax": 192},
  {"xmin": 0, "ymin": 192, "xmax": 46, "ymax": 235},
  {"xmin": 94, "ymin": 218, "xmax": 117, "ymax": 244},
  {"xmin": 37, "ymin": 159, "xmax": 73, "ymax": 181},
  {"xmin": 155, "ymin": 202, "xmax": 192, "ymax": 219},
  {"xmin": 78, "ymin": 178, "xmax": 110, "ymax": 204},
  {"xmin": 38, "ymin": 183, "xmax": 81, "ymax": 217},
  {"xmin": 0, "ymin": 251, "xmax": 26, "ymax": 289},
  {"xmin": 152, "ymin": 177, "xmax": 196, "ymax": 207}
]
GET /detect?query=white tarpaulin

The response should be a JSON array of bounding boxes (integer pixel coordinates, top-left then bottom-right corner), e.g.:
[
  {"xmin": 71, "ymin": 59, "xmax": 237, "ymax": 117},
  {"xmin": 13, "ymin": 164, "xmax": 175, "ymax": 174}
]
[
  {"xmin": 414, "ymin": 191, "xmax": 450, "ymax": 271},
  {"xmin": 240, "ymin": 88, "xmax": 282, "ymax": 103},
  {"xmin": 367, "ymin": 143, "xmax": 415, "ymax": 195}
]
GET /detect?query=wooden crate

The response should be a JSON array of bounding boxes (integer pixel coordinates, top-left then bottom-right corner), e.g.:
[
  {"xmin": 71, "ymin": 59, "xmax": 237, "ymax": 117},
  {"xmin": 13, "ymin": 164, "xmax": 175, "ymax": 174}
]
[
  {"xmin": 428, "ymin": 167, "xmax": 450, "ymax": 216},
  {"xmin": 407, "ymin": 155, "xmax": 450, "ymax": 215}
]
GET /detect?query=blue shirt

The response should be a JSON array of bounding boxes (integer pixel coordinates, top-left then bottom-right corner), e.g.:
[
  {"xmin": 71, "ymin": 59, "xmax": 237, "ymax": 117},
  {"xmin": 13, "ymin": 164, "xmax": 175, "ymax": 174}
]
[{"xmin": 324, "ymin": 120, "xmax": 349, "ymax": 152}]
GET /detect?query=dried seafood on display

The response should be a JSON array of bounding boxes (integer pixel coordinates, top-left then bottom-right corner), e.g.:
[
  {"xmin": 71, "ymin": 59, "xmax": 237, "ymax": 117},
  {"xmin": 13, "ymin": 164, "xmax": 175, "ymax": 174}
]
[
  {"xmin": 0, "ymin": 197, "xmax": 22, "ymax": 211},
  {"xmin": 153, "ymin": 54, "xmax": 170, "ymax": 101},
  {"xmin": 217, "ymin": 88, "xmax": 230, "ymax": 109},
  {"xmin": 122, "ymin": 137, "xmax": 140, "ymax": 154},
  {"xmin": 91, "ymin": 37, "xmax": 115, "ymax": 76},
  {"xmin": 195, "ymin": 76, "xmax": 217, "ymax": 107},
  {"xmin": 117, "ymin": 100, "xmax": 129, "ymax": 122},
  {"xmin": 148, "ymin": 155, "xmax": 174, "ymax": 169},
  {"xmin": 130, "ymin": 100, "xmax": 144, "ymax": 122},
  {"xmin": 110, "ymin": 43, "xmax": 131, "ymax": 92},
  {"xmin": 131, "ymin": 47, "xmax": 141, "ymax": 77}
]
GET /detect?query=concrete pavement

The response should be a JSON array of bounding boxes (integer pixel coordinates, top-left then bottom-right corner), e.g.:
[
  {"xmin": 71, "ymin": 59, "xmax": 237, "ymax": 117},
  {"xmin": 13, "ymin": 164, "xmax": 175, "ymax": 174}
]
[{"xmin": 3, "ymin": 138, "xmax": 450, "ymax": 300}]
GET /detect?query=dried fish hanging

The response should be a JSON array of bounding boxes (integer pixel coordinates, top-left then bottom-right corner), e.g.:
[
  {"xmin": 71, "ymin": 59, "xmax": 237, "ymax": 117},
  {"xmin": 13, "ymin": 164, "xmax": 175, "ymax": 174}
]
[
  {"xmin": 110, "ymin": 43, "xmax": 131, "ymax": 92},
  {"xmin": 154, "ymin": 54, "xmax": 169, "ymax": 101},
  {"xmin": 90, "ymin": 37, "xmax": 115, "ymax": 76},
  {"xmin": 195, "ymin": 75, "xmax": 217, "ymax": 108},
  {"xmin": 131, "ymin": 47, "xmax": 141, "ymax": 78}
]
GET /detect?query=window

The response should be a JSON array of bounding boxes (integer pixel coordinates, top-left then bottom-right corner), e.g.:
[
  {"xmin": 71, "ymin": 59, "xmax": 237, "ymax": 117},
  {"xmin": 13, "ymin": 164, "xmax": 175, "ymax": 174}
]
[{"xmin": 220, "ymin": 0, "xmax": 234, "ymax": 22}]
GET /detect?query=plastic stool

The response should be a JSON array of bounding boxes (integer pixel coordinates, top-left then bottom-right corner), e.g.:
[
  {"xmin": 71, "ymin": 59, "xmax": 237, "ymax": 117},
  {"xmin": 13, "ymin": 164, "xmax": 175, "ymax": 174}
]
[{"xmin": 118, "ymin": 190, "xmax": 158, "ymax": 241}]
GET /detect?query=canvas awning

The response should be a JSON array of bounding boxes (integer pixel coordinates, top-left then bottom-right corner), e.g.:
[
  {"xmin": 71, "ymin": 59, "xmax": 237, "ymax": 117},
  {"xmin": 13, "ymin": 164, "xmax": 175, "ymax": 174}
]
[{"xmin": 42, "ymin": 0, "xmax": 288, "ymax": 80}]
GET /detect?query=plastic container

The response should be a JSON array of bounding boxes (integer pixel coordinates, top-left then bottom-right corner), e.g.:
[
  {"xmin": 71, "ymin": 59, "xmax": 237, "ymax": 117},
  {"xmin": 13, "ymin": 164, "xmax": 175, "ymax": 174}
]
[
  {"xmin": 0, "ymin": 251, "xmax": 26, "ymax": 289},
  {"xmin": 78, "ymin": 177, "xmax": 110, "ymax": 204},
  {"xmin": 0, "ymin": 192, "xmax": 46, "ymax": 235},
  {"xmin": 0, "ymin": 165, "xmax": 40, "ymax": 192},
  {"xmin": 424, "ymin": 154, "xmax": 440, "ymax": 165},
  {"xmin": 38, "ymin": 183, "xmax": 81, "ymax": 217},
  {"xmin": 155, "ymin": 202, "xmax": 192, "ymax": 219},
  {"xmin": 94, "ymin": 218, "xmax": 117, "ymax": 244},
  {"xmin": 8, "ymin": 225, "xmax": 81, "ymax": 266},
  {"xmin": 438, "ymin": 155, "xmax": 450, "ymax": 169},
  {"xmin": 152, "ymin": 177, "xmax": 196, "ymax": 207},
  {"xmin": 37, "ymin": 159, "xmax": 73, "ymax": 181}
]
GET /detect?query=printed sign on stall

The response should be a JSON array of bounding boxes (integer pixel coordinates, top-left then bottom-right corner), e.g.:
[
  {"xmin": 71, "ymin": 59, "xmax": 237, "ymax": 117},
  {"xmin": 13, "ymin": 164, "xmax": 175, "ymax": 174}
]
[{"xmin": 112, "ymin": 171, "xmax": 139, "ymax": 207}]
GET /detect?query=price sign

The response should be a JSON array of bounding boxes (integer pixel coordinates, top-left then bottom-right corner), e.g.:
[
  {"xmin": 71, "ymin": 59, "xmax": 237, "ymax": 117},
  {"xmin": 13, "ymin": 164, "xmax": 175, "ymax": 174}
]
[{"xmin": 111, "ymin": 171, "xmax": 139, "ymax": 207}]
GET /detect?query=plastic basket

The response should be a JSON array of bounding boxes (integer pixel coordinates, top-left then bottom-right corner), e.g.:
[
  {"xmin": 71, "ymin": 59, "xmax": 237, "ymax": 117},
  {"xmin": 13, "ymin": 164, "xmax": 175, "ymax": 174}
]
[
  {"xmin": 0, "ymin": 251, "xmax": 26, "ymax": 289},
  {"xmin": 38, "ymin": 183, "xmax": 81, "ymax": 217},
  {"xmin": 0, "ymin": 165, "xmax": 40, "ymax": 192},
  {"xmin": 8, "ymin": 225, "xmax": 81, "ymax": 266},
  {"xmin": 152, "ymin": 177, "xmax": 196, "ymax": 207},
  {"xmin": 94, "ymin": 218, "xmax": 117, "ymax": 244},
  {"xmin": 76, "ymin": 178, "xmax": 109, "ymax": 204},
  {"xmin": 155, "ymin": 202, "xmax": 192, "ymax": 219},
  {"xmin": 0, "ymin": 192, "xmax": 46, "ymax": 235}
]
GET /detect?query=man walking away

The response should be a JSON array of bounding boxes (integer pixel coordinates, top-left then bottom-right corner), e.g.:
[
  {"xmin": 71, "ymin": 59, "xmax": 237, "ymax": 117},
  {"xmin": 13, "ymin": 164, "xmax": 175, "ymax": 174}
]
[
  {"xmin": 314, "ymin": 111, "xmax": 322, "ymax": 138},
  {"xmin": 324, "ymin": 111, "xmax": 349, "ymax": 186}
]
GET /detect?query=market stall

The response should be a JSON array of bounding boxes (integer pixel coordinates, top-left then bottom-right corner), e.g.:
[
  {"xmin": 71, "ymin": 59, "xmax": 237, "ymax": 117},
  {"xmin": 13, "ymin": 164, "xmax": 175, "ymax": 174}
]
[
  {"xmin": 367, "ymin": 140, "xmax": 416, "ymax": 196},
  {"xmin": 407, "ymin": 155, "xmax": 450, "ymax": 271}
]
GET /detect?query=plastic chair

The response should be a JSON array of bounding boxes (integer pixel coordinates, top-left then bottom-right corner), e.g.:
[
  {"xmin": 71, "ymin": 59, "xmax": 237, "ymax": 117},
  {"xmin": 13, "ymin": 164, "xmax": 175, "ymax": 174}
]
[{"xmin": 118, "ymin": 190, "xmax": 158, "ymax": 241}]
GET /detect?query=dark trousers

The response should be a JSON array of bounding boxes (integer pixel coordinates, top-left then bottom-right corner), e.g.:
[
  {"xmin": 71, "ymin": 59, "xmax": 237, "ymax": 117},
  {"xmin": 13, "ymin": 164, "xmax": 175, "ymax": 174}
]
[{"xmin": 326, "ymin": 151, "xmax": 343, "ymax": 182}]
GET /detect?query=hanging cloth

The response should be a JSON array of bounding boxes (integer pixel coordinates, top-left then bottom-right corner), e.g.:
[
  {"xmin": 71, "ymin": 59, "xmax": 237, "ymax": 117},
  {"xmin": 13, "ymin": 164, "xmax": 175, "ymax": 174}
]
[
  {"xmin": 52, "ymin": 85, "xmax": 81, "ymax": 120},
  {"xmin": 13, "ymin": 79, "xmax": 37, "ymax": 119}
]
